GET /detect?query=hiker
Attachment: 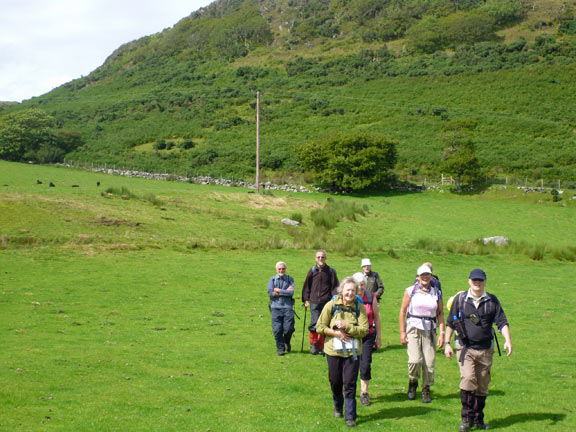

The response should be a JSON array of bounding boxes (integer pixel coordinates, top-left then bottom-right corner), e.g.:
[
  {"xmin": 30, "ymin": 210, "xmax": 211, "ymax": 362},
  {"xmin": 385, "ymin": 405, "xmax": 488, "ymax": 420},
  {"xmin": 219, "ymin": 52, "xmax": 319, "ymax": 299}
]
[
  {"xmin": 302, "ymin": 250, "xmax": 339, "ymax": 355},
  {"xmin": 267, "ymin": 261, "xmax": 295, "ymax": 356},
  {"xmin": 414, "ymin": 262, "xmax": 442, "ymax": 295},
  {"xmin": 361, "ymin": 258, "xmax": 385, "ymax": 302},
  {"xmin": 352, "ymin": 272, "xmax": 382, "ymax": 407},
  {"xmin": 399, "ymin": 264, "xmax": 445, "ymax": 403},
  {"xmin": 444, "ymin": 269, "xmax": 513, "ymax": 431},
  {"xmin": 316, "ymin": 277, "xmax": 369, "ymax": 427}
]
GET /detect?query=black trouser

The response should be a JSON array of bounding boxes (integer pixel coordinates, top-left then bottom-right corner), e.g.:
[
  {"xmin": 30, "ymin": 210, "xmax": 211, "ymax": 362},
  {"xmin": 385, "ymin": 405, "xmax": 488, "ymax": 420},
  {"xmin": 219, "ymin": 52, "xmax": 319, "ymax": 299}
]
[
  {"xmin": 326, "ymin": 354, "xmax": 360, "ymax": 420},
  {"xmin": 270, "ymin": 308, "xmax": 295, "ymax": 351},
  {"xmin": 359, "ymin": 331, "xmax": 376, "ymax": 381},
  {"xmin": 308, "ymin": 302, "xmax": 327, "ymax": 333}
]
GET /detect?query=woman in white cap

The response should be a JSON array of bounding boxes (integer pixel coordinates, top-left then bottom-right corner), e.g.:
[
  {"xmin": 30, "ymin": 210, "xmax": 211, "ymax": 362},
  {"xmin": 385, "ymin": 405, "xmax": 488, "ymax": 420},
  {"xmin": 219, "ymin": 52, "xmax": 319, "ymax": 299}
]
[
  {"xmin": 352, "ymin": 272, "xmax": 382, "ymax": 407},
  {"xmin": 399, "ymin": 264, "xmax": 445, "ymax": 403}
]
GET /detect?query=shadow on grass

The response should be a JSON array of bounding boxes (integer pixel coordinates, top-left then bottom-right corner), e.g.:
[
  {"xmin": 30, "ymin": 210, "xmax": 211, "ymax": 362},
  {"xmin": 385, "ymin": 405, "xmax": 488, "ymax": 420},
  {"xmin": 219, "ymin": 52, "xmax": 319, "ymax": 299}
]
[
  {"xmin": 489, "ymin": 412, "xmax": 566, "ymax": 429},
  {"xmin": 361, "ymin": 405, "xmax": 440, "ymax": 422},
  {"xmin": 373, "ymin": 389, "xmax": 506, "ymax": 404},
  {"xmin": 375, "ymin": 344, "xmax": 406, "ymax": 353}
]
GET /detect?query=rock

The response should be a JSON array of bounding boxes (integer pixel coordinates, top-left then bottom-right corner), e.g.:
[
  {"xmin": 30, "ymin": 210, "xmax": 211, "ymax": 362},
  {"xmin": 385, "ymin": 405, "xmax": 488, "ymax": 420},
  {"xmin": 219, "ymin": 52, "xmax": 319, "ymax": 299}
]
[
  {"xmin": 281, "ymin": 218, "xmax": 300, "ymax": 226},
  {"xmin": 482, "ymin": 236, "xmax": 509, "ymax": 246}
]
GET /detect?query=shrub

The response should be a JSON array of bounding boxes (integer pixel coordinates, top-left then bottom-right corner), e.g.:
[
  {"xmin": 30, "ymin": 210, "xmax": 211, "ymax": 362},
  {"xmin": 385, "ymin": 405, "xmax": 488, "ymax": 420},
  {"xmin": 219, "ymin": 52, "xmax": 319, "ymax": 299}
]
[{"xmin": 296, "ymin": 132, "xmax": 397, "ymax": 192}]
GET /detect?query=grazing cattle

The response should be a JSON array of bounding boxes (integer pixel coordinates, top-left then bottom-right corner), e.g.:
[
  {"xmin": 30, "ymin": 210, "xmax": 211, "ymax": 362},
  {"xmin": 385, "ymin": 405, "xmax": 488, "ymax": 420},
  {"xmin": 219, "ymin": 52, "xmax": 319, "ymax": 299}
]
[
  {"xmin": 72, "ymin": 184, "xmax": 80, "ymax": 188},
  {"xmin": 49, "ymin": 182, "xmax": 55, "ymax": 187},
  {"xmin": 36, "ymin": 180, "xmax": 43, "ymax": 184}
]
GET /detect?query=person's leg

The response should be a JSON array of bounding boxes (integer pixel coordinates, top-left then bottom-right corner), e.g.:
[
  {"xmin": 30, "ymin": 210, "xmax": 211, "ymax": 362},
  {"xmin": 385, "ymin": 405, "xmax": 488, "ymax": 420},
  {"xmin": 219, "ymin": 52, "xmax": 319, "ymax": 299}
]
[
  {"xmin": 342, "ymin": 356, "xmax": 360, "ymax": 422},
  {"xmin": 327, "ymin": 355, "xmax": 344, "ymax": 415},
  {"xmin": 283, "ymin": 308, "xmax": 295, "ymax": 352},
  {"xmin": 420, "ymin": 330, "xmax": 436, "ymax": 402},
  {"xmin": 473, "ymin": 349, "xmax": 494, "ymax": 429},
  {"xmin": 457, "ymin": 348, "xmax": 479, "ymax": 430},
  {"xmin": 406, "ymin": 325, "xmax": 422, "ymax": 399},
  {"xmin": 308, "ymin": 303, "xmax": 322, "ymax": 353},
  {"xmin": 270, "ymin": 309, "xmax": 285, "ymax": 353},
  {"xmin": 359, "ymin": 332, "xmax": 375, "ymax": 405}
]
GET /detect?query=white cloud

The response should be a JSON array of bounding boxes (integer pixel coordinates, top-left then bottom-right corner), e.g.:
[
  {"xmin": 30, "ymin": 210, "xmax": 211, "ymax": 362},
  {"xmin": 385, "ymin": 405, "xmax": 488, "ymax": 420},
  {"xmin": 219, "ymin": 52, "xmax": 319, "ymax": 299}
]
[{"xmin": 0, "ymin": 0, "xmax": 213, "ymax": 102}]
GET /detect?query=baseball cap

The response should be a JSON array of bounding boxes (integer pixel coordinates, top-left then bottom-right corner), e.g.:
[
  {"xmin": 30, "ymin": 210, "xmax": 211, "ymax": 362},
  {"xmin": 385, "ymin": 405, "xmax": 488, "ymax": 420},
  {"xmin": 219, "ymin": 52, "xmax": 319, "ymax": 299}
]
[{"xmin": 469, "ymin": 269, "xmax": 487, "ymax": 280}]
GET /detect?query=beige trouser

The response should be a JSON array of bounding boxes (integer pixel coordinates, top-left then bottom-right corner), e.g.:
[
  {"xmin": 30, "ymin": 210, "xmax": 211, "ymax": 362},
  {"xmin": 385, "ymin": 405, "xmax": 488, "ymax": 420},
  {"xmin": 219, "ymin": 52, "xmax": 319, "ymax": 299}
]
[
  {"xmin": 406, "ymin": 324, "xmax": 436, "ymax": 387},
  {"xmin": 457, "ymin": 348, "xmax": 494, "ymax": 396}
]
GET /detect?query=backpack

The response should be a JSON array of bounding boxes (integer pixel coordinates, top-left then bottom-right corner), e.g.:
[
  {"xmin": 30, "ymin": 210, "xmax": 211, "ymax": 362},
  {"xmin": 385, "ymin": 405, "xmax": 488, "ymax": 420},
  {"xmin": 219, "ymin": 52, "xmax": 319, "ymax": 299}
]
[
  {"xmin": 450, "ymin": 291, "xmax": 501, "ymax": 356},
  {"xmin": 330, "ymin": 294, "xmax": 366, "ymax": 319}
]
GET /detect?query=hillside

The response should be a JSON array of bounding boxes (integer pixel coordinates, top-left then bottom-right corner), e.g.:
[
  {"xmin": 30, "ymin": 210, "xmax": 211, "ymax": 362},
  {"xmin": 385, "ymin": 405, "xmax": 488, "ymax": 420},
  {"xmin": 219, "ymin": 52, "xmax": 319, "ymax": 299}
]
[{"xmin": 1, "ymin": 0, "xmax": 576, "ymax": 183}]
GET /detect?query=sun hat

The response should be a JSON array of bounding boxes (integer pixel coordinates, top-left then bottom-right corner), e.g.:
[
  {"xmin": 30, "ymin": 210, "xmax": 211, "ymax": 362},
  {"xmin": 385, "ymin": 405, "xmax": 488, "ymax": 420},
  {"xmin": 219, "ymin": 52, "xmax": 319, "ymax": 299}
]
[
  {"xmin": 417, "ymin": 264, "xmax": 432, "ymax": 275},
  {"xmin": 361, "ymin": 258, "xmax": 372, "ymax": 267}
]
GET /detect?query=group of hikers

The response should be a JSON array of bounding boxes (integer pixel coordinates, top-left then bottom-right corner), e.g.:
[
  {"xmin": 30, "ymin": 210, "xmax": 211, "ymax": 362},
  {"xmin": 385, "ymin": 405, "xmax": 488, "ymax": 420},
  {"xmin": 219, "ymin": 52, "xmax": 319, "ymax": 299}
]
[{"xmin": 267, "ymin": 250, "xmax": 513, "ymax": 430}]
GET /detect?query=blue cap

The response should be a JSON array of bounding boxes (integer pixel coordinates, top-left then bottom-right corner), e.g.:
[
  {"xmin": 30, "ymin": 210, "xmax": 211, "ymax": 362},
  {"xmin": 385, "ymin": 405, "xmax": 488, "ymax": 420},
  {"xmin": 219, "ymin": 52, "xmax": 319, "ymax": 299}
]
[{"xmin": 469, "ymin": 269, "xmax": 487, "ymax": 280}]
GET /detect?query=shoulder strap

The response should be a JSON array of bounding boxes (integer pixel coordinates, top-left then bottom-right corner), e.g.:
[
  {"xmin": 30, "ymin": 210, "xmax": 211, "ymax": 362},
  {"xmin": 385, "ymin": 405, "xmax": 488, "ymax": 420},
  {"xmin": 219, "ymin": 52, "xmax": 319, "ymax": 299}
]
[{"xmin": 365, "ymin": 290, "xmax": 373, "ymax": 305}]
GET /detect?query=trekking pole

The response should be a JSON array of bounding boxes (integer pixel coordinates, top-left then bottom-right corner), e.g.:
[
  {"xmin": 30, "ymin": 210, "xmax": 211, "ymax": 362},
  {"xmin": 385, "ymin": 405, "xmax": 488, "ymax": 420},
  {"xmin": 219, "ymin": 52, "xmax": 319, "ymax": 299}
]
[{"xmin": 300, "ymin": 305, "xmax": 307, "ymax": 353}]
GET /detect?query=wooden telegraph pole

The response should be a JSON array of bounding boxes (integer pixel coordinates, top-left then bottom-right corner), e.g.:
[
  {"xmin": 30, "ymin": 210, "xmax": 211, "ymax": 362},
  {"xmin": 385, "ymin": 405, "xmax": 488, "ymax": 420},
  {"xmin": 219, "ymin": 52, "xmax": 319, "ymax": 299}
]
[{"xmin": 256, "ymin": 91, "xmax": 261, "ymax": 194}]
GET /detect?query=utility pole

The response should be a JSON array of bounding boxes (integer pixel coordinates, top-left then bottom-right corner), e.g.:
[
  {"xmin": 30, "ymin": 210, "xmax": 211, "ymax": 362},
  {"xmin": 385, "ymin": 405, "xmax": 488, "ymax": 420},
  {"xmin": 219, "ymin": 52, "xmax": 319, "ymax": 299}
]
[{"xmin": 256, "ymin": 91, "xmax": 261, "ymax": 194}]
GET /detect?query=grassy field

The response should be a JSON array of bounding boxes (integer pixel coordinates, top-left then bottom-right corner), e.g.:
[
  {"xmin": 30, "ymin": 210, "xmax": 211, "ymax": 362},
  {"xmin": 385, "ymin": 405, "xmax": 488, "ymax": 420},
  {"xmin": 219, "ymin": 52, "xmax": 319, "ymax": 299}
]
[{"xmin": 1, "ymin": 161, "xmax": 575, "ymax": 431}]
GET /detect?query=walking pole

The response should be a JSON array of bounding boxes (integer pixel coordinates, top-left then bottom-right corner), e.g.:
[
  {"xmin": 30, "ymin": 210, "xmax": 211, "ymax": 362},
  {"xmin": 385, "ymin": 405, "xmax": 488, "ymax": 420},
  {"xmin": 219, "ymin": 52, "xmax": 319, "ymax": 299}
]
[{"xmin": 300, "ymin": 305, "xmax": 307, "ymax": 353}]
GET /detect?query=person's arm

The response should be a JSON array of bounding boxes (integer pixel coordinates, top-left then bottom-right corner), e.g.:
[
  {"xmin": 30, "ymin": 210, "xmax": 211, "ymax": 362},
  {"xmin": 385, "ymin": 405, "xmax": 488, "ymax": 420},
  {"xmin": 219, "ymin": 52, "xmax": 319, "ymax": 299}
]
[
  {"xmin": 444, "ymin": 326, "xmax": 455, "ymax": 359},
  {"xmin": 278, "ymin": 276, "xmax": 295, "ymax": 297},
  {"xmin": 267, "ymin": 277, "xmax": 276, "ymax": 298},
  {"xmin": 345, "ymin": 305, "xmax": 369, "ymax": 339},
  {"xmin": 316, "ymin": 302, "xmax": 334, "ymax": 336},
  {"xmin": 399, "ymin": 292, "xmax": 411, "ymax": 345},
  {"xmin": 331, "ymin": 269, "xmax": 339, "ymax": 296},
  {"xmin": 302, "ymin": 271, "xmax": 312, "ymax": 307},
  {"xmin": 436, "ymin": 298, "xmax": 445, "ymax": 348},
  {"xmin": 374, "ymin": 273, "xmax": 384, "ymax": 300},
  {"xmin": 372, "ymin": 295, "xmax": 382, "ymax": 349},
  {"xmin": 500, "ymin": 324, "xmax": 512, "ymax": 356}
]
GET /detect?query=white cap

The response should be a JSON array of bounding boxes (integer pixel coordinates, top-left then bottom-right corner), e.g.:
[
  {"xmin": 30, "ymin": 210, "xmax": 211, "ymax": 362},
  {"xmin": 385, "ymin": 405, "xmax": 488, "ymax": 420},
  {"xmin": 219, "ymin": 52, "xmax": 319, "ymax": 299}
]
[
  {"xmin": 361, "ymin": 258, "xmax": 371, "ymax": 267},
  {"xmin": 352, "ymin": 272, "xmax": 366, "ymax": 284},
  {"xmin": 417, "ymin": 264, "xmax": 433, "ymax": 276}
]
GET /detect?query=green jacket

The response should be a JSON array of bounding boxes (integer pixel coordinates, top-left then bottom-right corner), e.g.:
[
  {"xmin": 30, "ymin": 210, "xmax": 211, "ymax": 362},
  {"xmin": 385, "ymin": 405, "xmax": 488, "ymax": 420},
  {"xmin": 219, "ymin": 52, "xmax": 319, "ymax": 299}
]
[{"xmin": 316, "ymin": 296, "xmax": 369, "ymax": 357}]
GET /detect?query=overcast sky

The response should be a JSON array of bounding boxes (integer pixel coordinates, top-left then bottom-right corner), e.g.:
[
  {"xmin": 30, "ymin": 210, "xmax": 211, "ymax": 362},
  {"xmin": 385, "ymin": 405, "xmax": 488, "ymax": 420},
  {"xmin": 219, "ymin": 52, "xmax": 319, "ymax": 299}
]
[{"xmin": 0, "ymin": 0, "xmax": 214, "ymax": 102}]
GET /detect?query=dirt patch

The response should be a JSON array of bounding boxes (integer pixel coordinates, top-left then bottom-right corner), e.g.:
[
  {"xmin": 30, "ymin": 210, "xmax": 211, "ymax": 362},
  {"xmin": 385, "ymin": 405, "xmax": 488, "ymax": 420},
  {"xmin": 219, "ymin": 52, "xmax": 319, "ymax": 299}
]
[{"xmin": 211, "ymin": 192, "xmax": 319, "ymax": 210}]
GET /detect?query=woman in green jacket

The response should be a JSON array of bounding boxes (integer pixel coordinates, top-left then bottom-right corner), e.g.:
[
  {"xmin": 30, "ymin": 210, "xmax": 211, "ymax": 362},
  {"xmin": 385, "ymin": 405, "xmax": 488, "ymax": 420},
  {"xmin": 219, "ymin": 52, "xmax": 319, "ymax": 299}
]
[{"xmin": 316, "ymin": 277, "xmax": 369, "ymax": 427}]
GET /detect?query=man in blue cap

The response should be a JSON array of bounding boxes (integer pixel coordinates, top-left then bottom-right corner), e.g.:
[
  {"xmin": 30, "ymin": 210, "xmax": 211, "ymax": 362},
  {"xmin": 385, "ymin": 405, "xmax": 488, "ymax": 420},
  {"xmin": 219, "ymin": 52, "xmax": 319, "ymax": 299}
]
[{"xmin": 444, "ymin": 269, "xmax": 513, "ymax": 431}]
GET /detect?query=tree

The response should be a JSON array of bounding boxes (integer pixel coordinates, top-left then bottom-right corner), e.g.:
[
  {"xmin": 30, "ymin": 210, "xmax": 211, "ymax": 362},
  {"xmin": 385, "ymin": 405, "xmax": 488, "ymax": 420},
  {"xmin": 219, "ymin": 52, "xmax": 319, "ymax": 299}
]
[
  {"xmin": 0, "ymin": 109, "xmax": 55, "ymax": 161},
  {"xmin": 439, "ymin": 120, "xmax": 481, "ymax": 191},
  {"xmin": 296, "ymin": 132, "xmax": 397, "ymax": 192},
  {"xmin": 440, "ymin": 140, "xmax": 482, "ymax": 191}
]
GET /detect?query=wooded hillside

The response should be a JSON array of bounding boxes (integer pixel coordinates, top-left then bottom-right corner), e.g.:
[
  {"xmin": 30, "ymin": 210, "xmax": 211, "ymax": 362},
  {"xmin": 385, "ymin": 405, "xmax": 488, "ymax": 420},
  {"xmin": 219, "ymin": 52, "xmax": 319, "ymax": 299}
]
[{"xmin": 1, "ymin": 0, "xmax": 575, "ymax": 184}]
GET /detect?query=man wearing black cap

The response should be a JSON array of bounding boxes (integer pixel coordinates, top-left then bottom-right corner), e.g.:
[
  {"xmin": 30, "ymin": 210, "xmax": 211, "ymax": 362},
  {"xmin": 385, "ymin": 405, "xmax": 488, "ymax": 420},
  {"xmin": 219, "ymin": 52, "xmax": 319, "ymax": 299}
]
[{"xmin": 444, "ymin": 269, "xmax": 513, "ymax": 431}]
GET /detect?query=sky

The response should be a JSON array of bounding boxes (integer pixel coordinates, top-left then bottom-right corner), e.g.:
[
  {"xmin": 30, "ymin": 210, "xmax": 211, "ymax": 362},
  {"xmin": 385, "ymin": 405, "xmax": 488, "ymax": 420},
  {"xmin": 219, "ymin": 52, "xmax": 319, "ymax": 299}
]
[{"xmin": 0, "ymin": 0, "xmax": 214, "ymax": 102}]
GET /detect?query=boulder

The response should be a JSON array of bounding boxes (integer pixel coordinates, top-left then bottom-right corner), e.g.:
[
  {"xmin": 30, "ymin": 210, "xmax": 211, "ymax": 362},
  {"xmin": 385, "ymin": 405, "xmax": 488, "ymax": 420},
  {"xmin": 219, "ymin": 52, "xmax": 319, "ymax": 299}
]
[
  {"xmin": 281, "ymin": 218, "xmax": 300, "ymax": 226},
  {"xmin": 482, "ymin": 236, "xmax": 509, "ymax": 246}
]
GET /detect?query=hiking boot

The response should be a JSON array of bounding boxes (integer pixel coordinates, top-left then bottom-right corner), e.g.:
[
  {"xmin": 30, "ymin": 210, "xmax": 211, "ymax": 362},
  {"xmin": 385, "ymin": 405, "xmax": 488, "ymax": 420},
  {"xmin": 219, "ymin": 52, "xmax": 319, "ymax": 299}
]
[
  {"xmin": 333, "ymin": 409, "xmax": 342, "ymax": 418},
  {"xmin": 277, "ymin": 349, "xmax": 285, "ymax": 356},
  {"xmin": 474, "ymin": 422, "xmax": 491, "ymax": 429},
  {"xmin": 407, "ymin": 380, "xmax": 418, "ymax": 400},
  {"xmin": 345, "ymin": 419, "xmax": 357, "ymax": 427},
  {"xmin": 310, "ymin": 345, "xmax": 319, "ymax": 355},
  {"xmin": 459, "ymin": 421, "xmax": 471, "ymax": 432},
  {"xmin": 421, "ymin": 386, "xmax": 431, "ymax": 403},
  {"xmin": 359, "ymin": 393, "xmax": 370, "ymax": 406},
  {"xmin": 284, "ymin": 342, "xmax": 291, "ymax": 353}
]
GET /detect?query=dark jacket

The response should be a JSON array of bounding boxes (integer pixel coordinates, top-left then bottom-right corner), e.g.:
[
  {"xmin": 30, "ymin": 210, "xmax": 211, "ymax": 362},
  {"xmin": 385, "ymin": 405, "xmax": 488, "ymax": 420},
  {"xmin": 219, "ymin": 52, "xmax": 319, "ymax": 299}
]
[
  {"xmin": 446, "ymin": 291, "xmax": 508, "ymax": 350},
  {"xmin": 365, "ymin": 271, "xmax": 384, "ymax": 300},
  {"xmin": 302, "ymin": 265, "xmax": 339, "ymax": 304}
]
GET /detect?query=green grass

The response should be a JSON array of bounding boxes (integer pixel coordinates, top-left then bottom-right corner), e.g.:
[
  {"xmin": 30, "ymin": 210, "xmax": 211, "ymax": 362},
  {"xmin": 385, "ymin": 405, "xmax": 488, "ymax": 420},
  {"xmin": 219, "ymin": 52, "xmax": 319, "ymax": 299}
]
[{"xmin": 1, "ymin": 161, "xmax": 575, "ymax": 431}]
